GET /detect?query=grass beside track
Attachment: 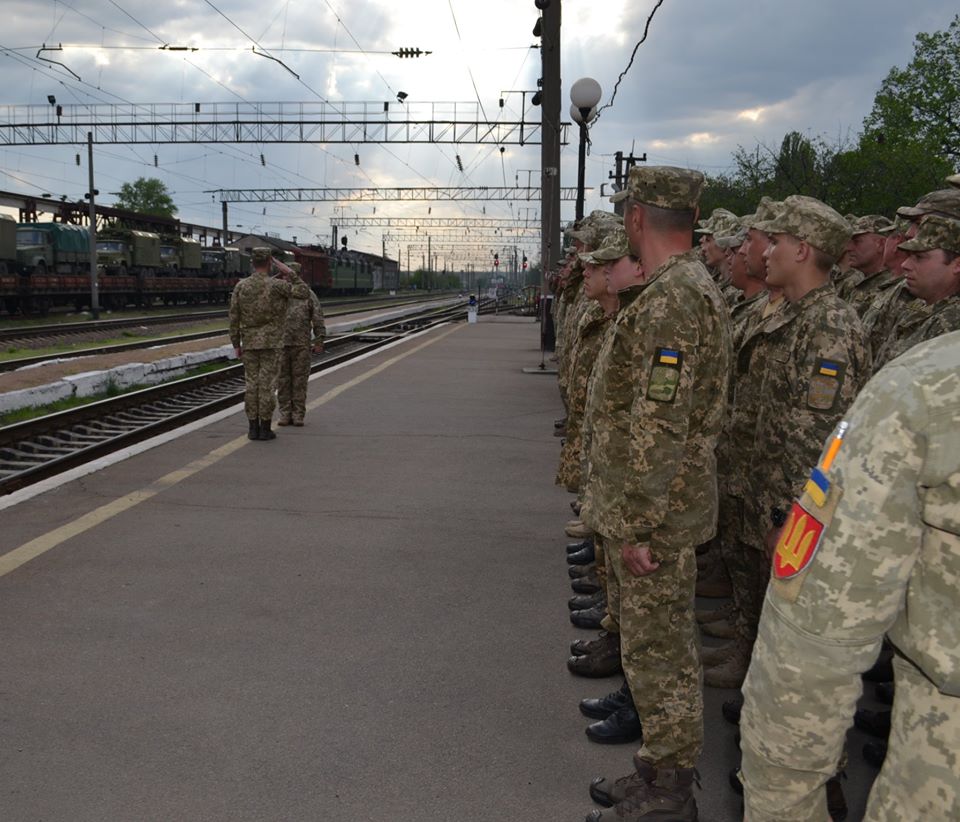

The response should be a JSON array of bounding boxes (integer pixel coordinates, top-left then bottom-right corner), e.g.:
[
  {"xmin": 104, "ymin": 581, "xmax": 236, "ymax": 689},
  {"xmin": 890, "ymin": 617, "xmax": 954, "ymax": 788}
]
[
  {"xmin": 0, "ymin": 321, "xmax": 229, "ymax": 362},
  {"xmin": 0, "ymin": 361, "xmax": 232, "ymax": 427}
]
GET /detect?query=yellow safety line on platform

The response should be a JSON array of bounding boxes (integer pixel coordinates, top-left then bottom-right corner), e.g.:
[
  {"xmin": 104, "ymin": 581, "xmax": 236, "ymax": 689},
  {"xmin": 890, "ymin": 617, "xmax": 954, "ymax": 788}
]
[{"xmin": 0, "ymin": 325, "xmax": 461, "ymax": 579}]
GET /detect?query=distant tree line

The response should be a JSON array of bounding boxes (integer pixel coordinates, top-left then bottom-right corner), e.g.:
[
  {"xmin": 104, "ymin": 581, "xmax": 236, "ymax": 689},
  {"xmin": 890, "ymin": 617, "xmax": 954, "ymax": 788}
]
[{"xmin": 701, "ymin": 15, "xmax": 959, "ymax": 218}]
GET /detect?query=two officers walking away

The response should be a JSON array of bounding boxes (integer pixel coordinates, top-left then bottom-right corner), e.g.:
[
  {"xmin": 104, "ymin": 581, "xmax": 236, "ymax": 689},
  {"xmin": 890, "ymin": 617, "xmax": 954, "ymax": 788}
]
[
  {"xmin": 277, "ymin": 262, "xmax": 325, "ymax": 427},
  {"xmin": 229, "ymin": 247, "xmax": 293, "ymax": 441}
]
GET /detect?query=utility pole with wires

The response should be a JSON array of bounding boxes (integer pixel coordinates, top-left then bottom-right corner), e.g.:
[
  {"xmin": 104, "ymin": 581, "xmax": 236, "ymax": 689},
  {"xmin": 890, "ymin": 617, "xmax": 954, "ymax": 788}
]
[
  {"xmin": 538, "ymin": 0, "xmax": 561, "ymax": 354},
  {"xmin": 609, "ymin": 149, "xmax": 647, "ymax": 216}
]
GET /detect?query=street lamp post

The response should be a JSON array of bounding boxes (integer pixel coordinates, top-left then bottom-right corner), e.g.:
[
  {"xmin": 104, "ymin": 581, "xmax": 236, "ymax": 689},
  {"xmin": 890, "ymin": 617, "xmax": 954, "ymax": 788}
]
[{"xmin": 570, "ymin": 77, "xmax": 602, "ymax": 222}]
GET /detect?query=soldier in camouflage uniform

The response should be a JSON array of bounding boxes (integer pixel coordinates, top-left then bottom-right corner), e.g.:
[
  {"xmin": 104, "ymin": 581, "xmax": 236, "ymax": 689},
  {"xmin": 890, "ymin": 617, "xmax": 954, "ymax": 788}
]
[
  {"xmin": 277, "ymin": 262, "xmax": 326, "ymax": 427},
  {"xmin": 705, "ymin": 197, "xmax": 871, "ymax": 690},
  {"xmin": 843, "ymin": 215, "xmax": 898, "ymax": 316},
  {"xmin": 229, "ymin": 247, "xmax": 293, "ymax": 440},
  {"xmin": 741, "ymin": 329, "xmax": 960, "ymax": 821},
  {"xmin": 581, "ymin": 166, "xmax": 732, "ymax": 822},
  {"xmin": 871, "ymin": 214, "xmax": 960, "ymax": 370}
]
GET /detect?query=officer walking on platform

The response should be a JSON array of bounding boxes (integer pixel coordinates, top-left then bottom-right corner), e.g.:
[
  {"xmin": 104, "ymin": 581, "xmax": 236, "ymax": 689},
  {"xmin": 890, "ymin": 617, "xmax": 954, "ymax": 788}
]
[
  {"xmin": 277, "ymin": 262, "xmax": 325, "ymax": 427},
  {"xmin": 740, "ymin": 330, "xmax": 960, "ymax": 821},
  {"xmin": 229, "ymin": 247, "xmax": 293, "ymax": 441}
]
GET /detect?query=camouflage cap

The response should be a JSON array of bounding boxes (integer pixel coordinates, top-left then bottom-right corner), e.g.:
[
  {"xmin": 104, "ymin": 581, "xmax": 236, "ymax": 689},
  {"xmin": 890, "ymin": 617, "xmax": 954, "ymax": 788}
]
[
  {"xmin": 716, "ymin": 226, "xmax": 748, "ymax": 249},
  {"xmin": 580, "ymin": 227, "xmax": 630, "ymax": 264},
  {"xmin": 609, "ymin": 165, "xmax": 705, "ymax": 210},
  {"xmin": 898, "ymin": 214, "xmax": 960, "ymax": 255},
  {"xmin": 946, "ymin": 173, "xmax": 960, "ymax": 189},
  {"xmin": 569, "ymin": 210, "xmax": 623, "ymax": 247},
  {"xmin": 850, "ymin": 214, "xmax": 893, "ymax": 236},
  {"xmin": 753, "ymin": 194, "xmax": 852, "ymax": 259},
  {"xmin": 251, "ymin": 246, "xmax": 272, "ymax": 264},
  {"xmin": 877, "ymin": 216, "xmax": 911, "ymax": 236},
  {"xmin": 742, "ymin": 197, "xmax": 783, "ymax": 230},
  {"xmin": 897, "ymin": 188, "xmax": 960, "ymax": 221},
  {"xmin": 694, "ymin": 207, "xmax": 738, "ymax": 235},
  {"xmin": 288, "ymin": 261, "xmax": 302, "ymax": 274}
]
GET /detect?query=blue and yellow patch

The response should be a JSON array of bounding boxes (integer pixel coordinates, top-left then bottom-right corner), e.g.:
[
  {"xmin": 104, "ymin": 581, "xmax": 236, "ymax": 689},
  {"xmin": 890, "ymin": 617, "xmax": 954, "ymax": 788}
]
[
  {"xmin": 647, "ymin": 347, "xmax": 683, "ymax": 403},
  {"xmin": 818, "ymin": 360, "xmax": 840, "ymax": 377},
  {"xmin": 807, "ymin": 358, "xmax": 846, "ymax": 411},
  {"xmin": 804, "ymin": 467, "xmax": 830, "ymax": 507}
]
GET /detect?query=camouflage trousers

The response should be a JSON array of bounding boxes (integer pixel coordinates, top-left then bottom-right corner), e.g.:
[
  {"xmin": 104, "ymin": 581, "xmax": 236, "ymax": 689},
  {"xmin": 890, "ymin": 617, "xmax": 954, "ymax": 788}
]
[
  {"xmin": 241, "ymin": 348, "xmax": 280, "ymax": 420},
  {"xmin": 718, "ymin": 494, "xmax": 770, "ymax": 643},
  {"xmin": 605, "ymin": 534, "xmax": 703, "ymax": 767},
  {"xmin": 277, "ymin": 345, "xmax": 312, "ymax": 423},
  {"xmin": 555, "ymin": 421, "xmax": 582, "ymax": 492},
  {"xmin": 596, "ymin": 535, "xmax": 620, "ymax": 635},
  {"xmin": 864, "ymin": 655, "xmax": 960, "ymax": 820}
]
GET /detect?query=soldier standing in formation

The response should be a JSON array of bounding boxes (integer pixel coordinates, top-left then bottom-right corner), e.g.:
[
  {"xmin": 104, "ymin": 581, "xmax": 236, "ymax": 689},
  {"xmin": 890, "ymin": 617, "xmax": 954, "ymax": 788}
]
[
  {"xmin": 277, "ymin": 262, "xmax": 326, "ymax": 427},
  {"xmin": 580, "ymin": 166, "xmax": 732, "ymax": 822},
  {"xmin": 229, "ymin": 247, "xmax": 292, "ymax": 441},
  {"xmin": 740, "ymin": 330, "xmax": 960, "ymax": 820}
]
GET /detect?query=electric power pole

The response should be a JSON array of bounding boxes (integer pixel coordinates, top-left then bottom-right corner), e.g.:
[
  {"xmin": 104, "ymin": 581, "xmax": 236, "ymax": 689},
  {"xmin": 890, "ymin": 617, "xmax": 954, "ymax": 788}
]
[{"xmin": 539, "ymin": 0, "xmax": 561, "ymax": 352}]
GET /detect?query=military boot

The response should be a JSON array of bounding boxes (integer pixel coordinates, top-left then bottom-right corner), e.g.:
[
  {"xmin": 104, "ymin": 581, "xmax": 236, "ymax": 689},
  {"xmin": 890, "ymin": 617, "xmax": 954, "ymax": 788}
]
[
  {"xmin": 586, "ymin": 757, "xmax": 698, "ymax": 821},
  {"xmin": 569, "ymin": 590, "xmax": 604, "ymax": 612},
  {"xmin": 567, "ymin": 537, "xmax": 594, "ymax": 555},
  {"xmin": 569, "ymin": 562, "xmax": 596, "ymax": 579},
  {"xmin": 579, "ymin": 681, "xmax": 631, "ymax": 720},
  {"xmin": 258, "ymin": 419, "xmax": 276, "ymax": 440},
  {"xmin": 567, "ymin": 633, "xmax": 621, "ymax": 678},
  {"xmin": 568, "ymin": 542, "xmax": 596, "ymax": 565},
  {"xmin": 571, "ymin": 571, "xmax": 601, "ymax": 595},
  {"xmin": 695, "ymin": 558, "xmax": 733, "ymax": 597},
  {"xmin": 704, "ymin": 638, "xmax": 752, "ymax": 689},
  {"xmin": 565, "ymin": 519, "xmax": 594, "ymax": 539},
  {"xmin": 585, "ymin": 705, "xmax": 642, "ymax": 745},
  {"xmin": 701, "ymin": 614, "xmax": 736, "ymax": 640},
  {"xmin": 854, "ymin": 708, "xmax": 891, "ymax": 739},
  {"xmin": 570, "ymin": 603, "xmax": 605, "ymax": 630},
  {"xmin": 247, "ymin": 418, "xmax": 260, "ymax": 440},
  {"xmin": 700, "ymin": 639, "xmax": 735, "ymax": 668},
  {"xmin": 276, "ymin": 414, "xmax": 292, "ymax": 426},
  {"xmin": 570, "ymin": 630, "xmax": 618, "ymax": 657}
]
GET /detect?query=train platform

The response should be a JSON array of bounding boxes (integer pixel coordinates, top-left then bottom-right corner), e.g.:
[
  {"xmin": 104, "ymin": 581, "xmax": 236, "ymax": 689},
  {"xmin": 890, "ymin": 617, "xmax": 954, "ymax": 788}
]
[{"xmin": 0, "ymin": 315, "xmax": 877, "ymax": 821}]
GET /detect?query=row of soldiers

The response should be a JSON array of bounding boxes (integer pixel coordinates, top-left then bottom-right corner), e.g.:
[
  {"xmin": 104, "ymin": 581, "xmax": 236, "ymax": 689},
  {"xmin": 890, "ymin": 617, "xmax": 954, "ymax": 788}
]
[
  {"xmin": 229, "ymin": 247, "xmax": 326, "ymax": 440},
  {"xmin": 546, "ymin": 166, "xmax": 960, "ymax": 820}
]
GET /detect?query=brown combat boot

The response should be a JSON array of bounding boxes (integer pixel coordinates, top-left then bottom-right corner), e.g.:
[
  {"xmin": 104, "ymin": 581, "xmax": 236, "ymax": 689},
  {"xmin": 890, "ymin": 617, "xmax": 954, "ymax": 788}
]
[
  {"xmin": 704, "ymin": 638, "xmax": 753, "ymax": 689},
  {"xmin": 586, "ymin": 757, "xmax": 698, "ymax": 821},
  {"xmin": 696, "ymin": 600, "xmax": 734, "ymax": 625},
  {"xmin": 568, "ymin": 632, "xmax": 622, "ymax": 678},
  {"xmin": 700, "ymin": 639, "xmax": 735, "ymax": 668},
  {"xmin": 570, "ymin": 630, "xmax": 618, "ymax": 658},
  {"xmin": 701, "ymin": 614, "xmax": 736, "ymax": 640}
]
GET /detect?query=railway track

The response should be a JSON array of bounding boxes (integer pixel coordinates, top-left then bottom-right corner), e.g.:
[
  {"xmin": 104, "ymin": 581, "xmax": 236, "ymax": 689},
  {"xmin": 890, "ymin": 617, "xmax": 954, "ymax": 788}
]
[
  {"xmin": 0, "ymin": 293, "xmax": 456, "ymax": 347},
  {"xmin": 0, "ymin": 301, "xmax": 485, "ymax": 496},
  {"xmin": 0, "ymin": 295, "xmax": 461, "ymax": 372}
]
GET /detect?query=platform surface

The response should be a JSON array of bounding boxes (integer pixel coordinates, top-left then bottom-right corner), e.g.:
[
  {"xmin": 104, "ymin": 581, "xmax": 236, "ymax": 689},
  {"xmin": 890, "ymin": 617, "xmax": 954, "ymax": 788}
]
[{"xmin": 0, "ymin": 315, "xmax": 878, "ymax": 821}]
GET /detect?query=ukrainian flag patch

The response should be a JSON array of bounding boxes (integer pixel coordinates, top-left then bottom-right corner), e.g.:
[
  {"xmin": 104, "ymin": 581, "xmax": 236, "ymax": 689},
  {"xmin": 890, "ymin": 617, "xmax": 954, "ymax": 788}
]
[
  {"xmin": 819, "ymin": 361, "xmax": 840, "ymax": 377},
  {"xmin": 647, "ymin": 347, "xmax": 683, "ymax": 403},
  {"xmin": 804, "ymin": 467, "xmax": 830, "ymax": 507},
  {"xmin": 807, "ymin": 358, "xmax": 846, "ymax": 411}
]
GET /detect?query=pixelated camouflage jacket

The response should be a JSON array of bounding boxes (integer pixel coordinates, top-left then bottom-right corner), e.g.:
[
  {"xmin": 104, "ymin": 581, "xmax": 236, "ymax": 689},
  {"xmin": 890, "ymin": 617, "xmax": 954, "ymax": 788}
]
[
  {"xmin": 229, "ymin": 271, "xmax": 292, "ymax": 349},
  {"xmin": 729, "ymin": 289, "xmax": 768, "ymax": 354},
  {"xmin": 743, "ymin": 282, "xmax": 870, "ymax": 546},
  {"xmin": 281, "ymin": 276, "xmax": 326, "ymax": 347},
  {"xmin": 555, "ymin": 274, "xmax": 585, "ymax": 379},
  {"xmin": 874, "ymin": 293, "xmax": 960, "ymax": 372},
  {"xmin": 581, "ymin": 250, "xmax": 732, "ymax": 550},
  {"xmin": 861, "ymin": 278, "xmax": 925, "ymax": 363},
  {"xmin": 717, "ymin": 293, "xmax": 788, "ymax": 499},
  {"xmin": 556, "ymin": 302, "xmax": 613, "ymax": 492},
  {"xmin": 740, "ymin": 330, "xmax": 960, "ymax": 821},
  {"xmin": 846, "ymin": 267, "xmax": 899, "ymax": 317},
  {"xmin": 832, "ymin": 265, "xmax": 864, "ymax": 302}
]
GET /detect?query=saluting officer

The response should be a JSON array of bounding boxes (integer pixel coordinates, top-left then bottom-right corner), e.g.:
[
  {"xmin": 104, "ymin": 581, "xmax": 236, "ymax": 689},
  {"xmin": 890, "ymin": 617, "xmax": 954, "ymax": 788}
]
[
  {"xmin": 277, "ymin": 262, "xmax": 325, "ymax": 427},
  {"xmin": 229, "ymin": 247, "xmax": 292, "ymax": 440}
]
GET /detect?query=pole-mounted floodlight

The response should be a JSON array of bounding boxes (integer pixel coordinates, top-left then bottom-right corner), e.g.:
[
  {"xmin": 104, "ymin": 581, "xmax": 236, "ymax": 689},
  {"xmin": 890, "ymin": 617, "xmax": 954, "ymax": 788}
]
[{"xmin": 569, "ymin": 77, "xmax": 602, "ymax": 221}]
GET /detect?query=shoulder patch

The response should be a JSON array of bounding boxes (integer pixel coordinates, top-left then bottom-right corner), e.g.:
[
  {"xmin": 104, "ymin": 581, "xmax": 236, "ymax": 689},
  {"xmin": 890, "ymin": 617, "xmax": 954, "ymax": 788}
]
[
  {"xmin": 807, "ymin": 358, "xmax": 846, "ymax": 411},
  {"xmin": 647, "ymin": 347, "xmax": 683, "ymax": 403}
]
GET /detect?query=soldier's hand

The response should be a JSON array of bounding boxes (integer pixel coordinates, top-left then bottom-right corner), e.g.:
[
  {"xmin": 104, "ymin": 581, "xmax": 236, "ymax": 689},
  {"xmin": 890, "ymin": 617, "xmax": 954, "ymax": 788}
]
[
  {"xmin": 234, "ymin": 346, "xmax": 242, "ymax": 358},
  {"xmin": 621, "ymin": 542, "xmax": 660, "ymax": 576}
]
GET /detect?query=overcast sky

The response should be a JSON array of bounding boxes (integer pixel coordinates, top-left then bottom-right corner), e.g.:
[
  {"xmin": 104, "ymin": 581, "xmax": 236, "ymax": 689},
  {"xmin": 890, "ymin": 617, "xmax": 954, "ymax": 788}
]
[{"xmin": 1, "ymin": 0, "xmax": 956, "ymax": 264}]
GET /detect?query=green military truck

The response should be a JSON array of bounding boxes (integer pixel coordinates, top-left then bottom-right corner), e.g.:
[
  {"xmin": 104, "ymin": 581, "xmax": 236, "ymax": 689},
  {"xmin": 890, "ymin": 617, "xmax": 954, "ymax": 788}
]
[
  {"xmin": 97, "ymin": 228, "xmax": 161, "ymax": 276},
  {"xmin": 15, "ymin": 222, "xmax": 90, "ymax": 276},
  {"xmin": 159, "ymin": 236, "xmax": 202, "ymax": 274}
]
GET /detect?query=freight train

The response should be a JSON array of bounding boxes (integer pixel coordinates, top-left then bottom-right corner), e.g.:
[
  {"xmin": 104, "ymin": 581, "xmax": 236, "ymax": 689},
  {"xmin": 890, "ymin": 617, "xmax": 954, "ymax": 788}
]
[{"xmin": 0, "ymin": 223, "xmax": 379, "ymax": 315}]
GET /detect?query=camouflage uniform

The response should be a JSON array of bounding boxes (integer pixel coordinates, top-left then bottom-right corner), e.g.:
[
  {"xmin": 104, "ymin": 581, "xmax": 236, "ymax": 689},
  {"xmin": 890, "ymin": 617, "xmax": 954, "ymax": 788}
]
[
  {"xmin": 740, "ymin": 330, "xmax": 960, "ymax": 821},
  {"xmin": 229, "ymin": 250, "xmax": 292, "ymax": 423},
  {"xmin": 860, "ymin": 279, "xmax": 921, "ymax": 361},
  {"xmin": 845, "ymin": 267, "xmax": 899, "ymax": 317},
  {"xmin": 581, "ymin": 246, "xmax": 732, "ymax": 767},
  {"xmin": 831, "ymin": 264, "xmax": 864, "ymax": 302},
  {"xmin": 556, "ymin": 301, "xmax": 613, "ymax": 492},
  {"xmin": 743, "ymin": 283, "xmax": 871, "ymax": 550},
  {"xmin": 277, "ymin": 273, "xmax": 326, "ymax": 425}
]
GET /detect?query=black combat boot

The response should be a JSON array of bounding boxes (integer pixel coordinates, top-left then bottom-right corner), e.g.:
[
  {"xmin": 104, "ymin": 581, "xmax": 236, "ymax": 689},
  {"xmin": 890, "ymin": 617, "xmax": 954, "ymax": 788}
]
[
  {"xmin": 248, "ymin": 419, "xmax": 260, "ymax": 440},
  {"xmin": 259, "ymin": 419, "xmax": 276, "ymax": 440}
]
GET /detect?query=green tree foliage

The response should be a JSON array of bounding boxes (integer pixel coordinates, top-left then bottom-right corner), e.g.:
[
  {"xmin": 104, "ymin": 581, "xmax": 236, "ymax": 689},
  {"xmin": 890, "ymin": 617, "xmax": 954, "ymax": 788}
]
[
  {"xmin": 864, "ymin": 15, "xmax": 960, "ymax": 162},
  {"xmin": 702, "ymin": 17, "xmax": 958, "ymax": 220},
  {"xmin": 113, "ymin": 177, "xmax": 178, "ymax": 218}
]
